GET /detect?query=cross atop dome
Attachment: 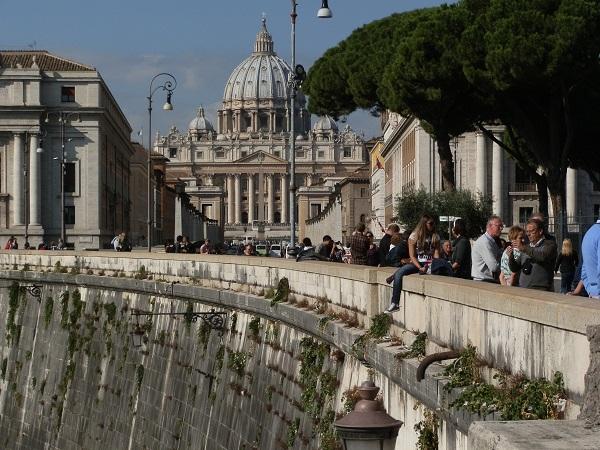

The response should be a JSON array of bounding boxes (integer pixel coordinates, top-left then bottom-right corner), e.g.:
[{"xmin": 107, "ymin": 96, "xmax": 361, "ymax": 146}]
[{"xmin": 254, "ymin": 16, "xmax": 274, "ymax": 55}]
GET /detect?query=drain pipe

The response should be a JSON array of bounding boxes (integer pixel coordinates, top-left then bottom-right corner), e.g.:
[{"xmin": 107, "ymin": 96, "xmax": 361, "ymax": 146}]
[{"xmin": 416, "ymin": 350, "xmax": 460, "ymax": 382}]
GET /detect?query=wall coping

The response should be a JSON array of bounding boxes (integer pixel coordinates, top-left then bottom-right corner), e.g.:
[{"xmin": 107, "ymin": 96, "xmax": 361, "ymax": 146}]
[{"xmin": 2, "ymin": 250, "xmax": 600, "ymax": 335}]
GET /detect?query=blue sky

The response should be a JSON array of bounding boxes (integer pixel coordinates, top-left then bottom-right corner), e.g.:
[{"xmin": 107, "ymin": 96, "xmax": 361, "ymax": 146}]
[{"xmin": 1, "ymin": 0, "xmax": 445, "ymax": 141}]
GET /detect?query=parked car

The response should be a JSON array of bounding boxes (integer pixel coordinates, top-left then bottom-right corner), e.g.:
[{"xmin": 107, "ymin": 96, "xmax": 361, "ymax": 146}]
[
  {"xmin": 269, "ymin": 244, "xmax": 282, "ymax": 258},
  {"xmin": 255, "ymin": 244, "xmax": 268, "ymax": 256}
]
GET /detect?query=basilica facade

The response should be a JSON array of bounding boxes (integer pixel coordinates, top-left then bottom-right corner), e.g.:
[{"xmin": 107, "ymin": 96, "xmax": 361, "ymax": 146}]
[{"xmin": 154, "ymin": 19, "xmax": 367, "ymax": 241}]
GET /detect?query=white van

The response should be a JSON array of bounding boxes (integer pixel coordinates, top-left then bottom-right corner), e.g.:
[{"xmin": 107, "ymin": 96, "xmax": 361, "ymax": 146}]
[{"xmin": 269, "ymin": 244, "xmax": 282, "ymax": 258}]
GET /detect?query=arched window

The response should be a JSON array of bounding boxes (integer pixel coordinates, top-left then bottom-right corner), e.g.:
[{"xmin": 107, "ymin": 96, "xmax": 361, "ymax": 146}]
[
  {"xmin": 242, "ymin": 212, "xmax": 249, "ymax": 224},
  {"xmin": 274, "ymin": 211, "xmax": 281, "ymax": 223}
]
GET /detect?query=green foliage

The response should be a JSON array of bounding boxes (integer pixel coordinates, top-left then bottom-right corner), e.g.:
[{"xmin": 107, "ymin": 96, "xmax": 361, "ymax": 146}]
[
  {"xmin": 443, "ymin": 344, "xmax": 481, "ymax": 391},
  {"xmin": 227, "ymin": 351, "xmax": 250, "ymax": 377},
  {"xmin": 248, "ymin": 316, "xmax": 261, "ymax": 340},
  {"xmin": 368, "ymin": 313, "xmax": 392, "ymax": 339},
  {"xmin": 396, "ymin": 332, "xmax": 427, "ymax": 360},
  {"xmin": 6, "ymin": 282, "xmax": 21, "ymax": 345},
  {"xmin": 134, "ymin": 265, "xmax": 147, "ymax": 280},
  {"xmin": 197, "ymin": 321, "xmax": 211, "ymax": 350},
  {"xmin": 396, "ymin": 188, "xmax": 492, "ymax": 238},
  {"xmin": 184, "ymin": 301, "xmax": 194, "ymax": 332},
  {"xmin": 44, "ymin": 297, "xmax": 54, "ymax": 328},
  {"xmin": 103, "ymin": 302, "xmax": 117, "ymax": 323},
  {"xmin": 69, "ymin": 290, "xmax": 83, "ymax": 327},
  {"xmin": 135, "ymin": 364, "xmax": 144, "ymax": 391},
  {"xmin": 215, "ymin": 345, "xmax": 225, "ymax": 372},
  {"xmin": 299, "ymin": 337, "xmax": 332, "ymax": 421},
  {"xmin": 58, "ymin": 360, "xmax": 76, "ymax": 395},
  {"xmin": 59, "ymin": 291, "xmax": 70, "ymax": 329},
  {"xmin": 269, "ymin": 278, "xmax": 290, "ymax": 307},
  {"xmin": 414, "ymin": 408, "xmax": 439, "ymax": 450},
  {"xmin": 1, "ymin": 358, "xmax": 7, "ymax": 380},
  {"xmin": 285, "ymin": 418, "xmax": 300, "ymax": 449},
  {"xmin": 341, "ymin": 386, "xmax": 360, "ymax": 414},
  {"xmin": 319, "ymin": 372, "xmax": 339, "ymax": 399}
]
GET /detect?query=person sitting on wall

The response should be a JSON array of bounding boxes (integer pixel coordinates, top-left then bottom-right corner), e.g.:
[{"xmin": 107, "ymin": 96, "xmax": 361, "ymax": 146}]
[
  {"xmin": 200, "ymin": 239, "xmax": 211, "ymax": 254},
  {"xmin": 378, "ymin": 224, "xmax": 401, "ymax": 267}
]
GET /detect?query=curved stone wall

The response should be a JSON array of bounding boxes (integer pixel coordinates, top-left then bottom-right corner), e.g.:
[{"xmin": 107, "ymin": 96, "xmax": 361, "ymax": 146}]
[{"xmin": 0, "ymin": 251, "xmax": 598, "ymax": 449}]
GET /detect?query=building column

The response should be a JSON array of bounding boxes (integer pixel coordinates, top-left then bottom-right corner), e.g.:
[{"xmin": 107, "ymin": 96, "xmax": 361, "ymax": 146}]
[
  {"xmin": 280, "ymin": 174, "xmax": 288, "ymax": 223},
  {"xmin": 306, "ymin": 174, "xmax": 313, "ymax": 187},
  {"xmin": 566, "ymin": 168, "xmax": 577, "ymax": 222},
  {"xmin": 234, "ymin": 174, "xmax": 241, "ymax": 224},
  {"xmin": 492, "ymin": 133, "xmax": 504, "ymax": 218},
  {"xmin": 266, "ymin": 174, "xmax": 274, "ymax": 223},
  {"xmin": 227, "ymin": 175, "xmax": 235, "ymax": 224},
  {"xmin": 476, "ymin": 132, "xmax": 487, "ymax": 195},
  {"xmin": 29, "ymin": 134, "xmax": 41, "ymax": 226},
  {"xmin": 12, "ymin": 133, "xmax": 24, "ymax": 226},
  {"xmin": 248, "ymin": 174, "xmax": 255, "ymax": 223}
]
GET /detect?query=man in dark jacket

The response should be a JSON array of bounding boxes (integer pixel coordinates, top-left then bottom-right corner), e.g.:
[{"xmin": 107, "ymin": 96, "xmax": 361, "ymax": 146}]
[
  {"xmin": 378, "ymin": 223, "xmax": 400, "ymax": 266},
  {"xmin": 508, "ymin": 219, "xmax": 557, "ymax": 291},
  {"xmin": 296, "ymin": 238, "xmax": 329, "ymax": 262}
]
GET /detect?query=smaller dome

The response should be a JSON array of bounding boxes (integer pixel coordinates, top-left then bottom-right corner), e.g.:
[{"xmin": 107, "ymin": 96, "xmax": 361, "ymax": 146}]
[
  {"xmin": 313, "ymin": 115, "xmax": 338, "ymax": 132},
  {"xmin": 188, "ymin": 106, "xmax": 214, "ymax": 133}
]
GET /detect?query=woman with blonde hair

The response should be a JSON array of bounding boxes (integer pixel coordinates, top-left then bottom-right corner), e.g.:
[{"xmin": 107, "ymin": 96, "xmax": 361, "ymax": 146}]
[
  {"xmin": 499, "ymin": 226, "xmax": 524, "ymax": 286},
  {"xmin": 555, "ymin": 238, "xmax": 578, "ymax": 293},
  {"xmin": 385, "ymin": 214, "xmax": 440, "ymax": 313}
]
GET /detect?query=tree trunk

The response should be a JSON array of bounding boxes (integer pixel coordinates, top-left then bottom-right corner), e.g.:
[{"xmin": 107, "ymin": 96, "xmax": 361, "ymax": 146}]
[
  {"xmin": 546, "ymin": 168, "xmax": 567, "ymax": 243},
  {"xmin": 436, "ymin": 136, "xmax": 456, "ymax": 192},
  {"xmin": 533, "ymin": 173, "xmax": 549, "ymax": 218}
]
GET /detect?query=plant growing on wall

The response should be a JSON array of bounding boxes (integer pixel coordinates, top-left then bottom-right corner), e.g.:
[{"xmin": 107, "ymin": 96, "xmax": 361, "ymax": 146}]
[
  {"xmin": 135, "ymin": 364, "xmax": 144, "ymax": 391},
  {"xmin": 44, "ymin": 297, "xmax": 54, "ymax": 328},
  {"xmin": 396, "ymin": 332, "xmax": 427, "ymax": 360},
  {"xmin": 285, "ymin": 417, "xmax": 300, "ymax": 448},
  {"xmin": 248, "ymin": 316, "xmax": 261, "ymax": 341},
  {"xmin": 269, "ymin": 278, "xmax": 290, "ymax": 307},
  {"xmin": 227, "ymin": 351, "xmax": 250, "ymax": 377},
  {"xmin": 59, "ymin": 291, "xmax": 70, "ymax": 329},
  {"xmin": 414, "ymin": 406, "xmax": 439, "ymax": 450},
  {"xmin": 6, "ymin": 282, "xmax": 22, "ymax": 346}
]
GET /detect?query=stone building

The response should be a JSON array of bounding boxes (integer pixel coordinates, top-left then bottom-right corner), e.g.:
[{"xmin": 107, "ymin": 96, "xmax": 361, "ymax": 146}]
[
  {"xmin": 374, "ymin": 112, "xmax": 600, "ymax": 237},
  {"xmin": 154, "ymin": 19, "xmax": 366, "ymax": 242},
  {"xmin": 0, "ymin": 50, "xmax": 134, "ymax": 249}
]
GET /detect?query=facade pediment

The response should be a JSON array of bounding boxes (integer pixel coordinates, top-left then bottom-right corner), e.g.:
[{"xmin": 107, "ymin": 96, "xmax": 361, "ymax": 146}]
[{"xmin": 234, "ymin": 150, "xmax": 287, "ymax": 164}]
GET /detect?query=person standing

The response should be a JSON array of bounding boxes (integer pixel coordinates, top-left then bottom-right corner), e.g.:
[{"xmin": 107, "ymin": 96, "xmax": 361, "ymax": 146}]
[
  {"xmin": 378, "ymin": 224, "xmax": 400, "ymax": 266},
  {"xmin": 508, "ymin": 219, "xmax": 557, "ymax": 291},
  {"xmin": 348, "ymin": 222, "xmax": 370, "ymax": 265},
  {"xmin": 451, "ymin": 219, "xmax": 471, "ymax": 279},
  {"xmin": 471, "ymin": 215, "xmax": 504, "ymax": 282},
  {"xmin": 582, "ymin": 217, "xmax": 600, "ymax": 299},
  {"xmin": 499, "ymin": 226, "xmax": 524, "ymax": 286},
  {"xmin": 555, "ymin": 238, "xmax": 578, "ymax": 294},
  {"xmin": 385, "ymin": 214, "xmax": 440, "ymax": 313}
]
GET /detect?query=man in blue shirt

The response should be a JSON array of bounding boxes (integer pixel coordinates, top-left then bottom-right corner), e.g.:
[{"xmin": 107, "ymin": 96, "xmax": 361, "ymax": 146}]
[{"xmin": 582, "ymin": 219, "xmax": 600, "ymax": 299}]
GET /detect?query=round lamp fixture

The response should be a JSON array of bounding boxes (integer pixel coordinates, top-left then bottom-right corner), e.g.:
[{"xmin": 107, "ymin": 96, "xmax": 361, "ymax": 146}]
[
  {"xmin": 317, "ymin": 0, "xmax": 333, "ymax": 18},
  {"xmin": 334, "ymin": 380, "xmax": 402, "ymax": 450}
]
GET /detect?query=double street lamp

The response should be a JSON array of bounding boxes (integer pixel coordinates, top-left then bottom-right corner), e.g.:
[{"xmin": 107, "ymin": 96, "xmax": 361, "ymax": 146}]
[
  {"xmin": 147, "ymin": 73, "xmax": 177, "ymax": 252},
  {"xmin": 288, "ymin": 0, "xmax": 332, "ymax": 247},
  {"xmin": 45, "ymin": 111, "xmax": 79, "ymax": 245}
]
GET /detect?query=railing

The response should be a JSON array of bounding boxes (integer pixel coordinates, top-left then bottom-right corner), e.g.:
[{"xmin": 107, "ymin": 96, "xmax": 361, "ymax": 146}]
[{"xmin": 511, "ymin": 183, "xmax": 537, "ymax": 192}]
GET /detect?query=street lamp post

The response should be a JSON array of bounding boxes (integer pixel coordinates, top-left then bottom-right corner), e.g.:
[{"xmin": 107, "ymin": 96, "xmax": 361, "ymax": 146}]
[
  {"xmin": 46, "ymin": 111, "xmax": 78, "ymax": 245},
  {"xmin": 147, "ymin": 73, "xmax": 177, "ymax": 253},
  {"xmin": 288, "ymin": 0, "xmax": 331, "ymax": 249}
]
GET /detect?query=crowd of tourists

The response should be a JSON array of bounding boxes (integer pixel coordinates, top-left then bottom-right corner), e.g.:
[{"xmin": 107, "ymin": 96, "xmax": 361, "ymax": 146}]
[{"xmin": 4, "ymin": 236, "xmax": 68, "ymax": 251}]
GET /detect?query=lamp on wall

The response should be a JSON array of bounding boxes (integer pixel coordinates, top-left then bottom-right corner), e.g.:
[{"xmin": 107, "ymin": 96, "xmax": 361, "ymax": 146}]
[{"xmin": 334, "ymin": 380, "xmax": 402, "ymax": 450}]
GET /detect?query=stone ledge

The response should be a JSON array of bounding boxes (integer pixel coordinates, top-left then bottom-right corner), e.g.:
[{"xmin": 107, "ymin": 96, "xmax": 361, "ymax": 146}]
[{"xmin": 468, "ymin": 420, "xmax": 600, "ymax": 449}]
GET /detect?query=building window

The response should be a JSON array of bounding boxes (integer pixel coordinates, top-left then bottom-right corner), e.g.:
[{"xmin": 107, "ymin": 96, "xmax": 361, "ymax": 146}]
[
  {"xmin": 274, "ymin": 150, "xmax": 281, "ymax": 157},
  {"xmin": 360, "ymin": 188, "xmax": 369, "ymax": 198},
  {"xmin": 343, "ymin": 146, "xmax": 352, "ymax": 158},
  {"xmin": 169, "ymin": 147, "xmax": 177, "ymax": 158},
  {"xmin": 318, "ymin": 150, "xmax": 325, "ymax": 158},
  {"xmin": 519, "ymin": 207, "xmax": 533, "ymax": 224},
  {"xmin": 64, "ymin": 206, "xmax": 75, "ymax": 225},
  {"xmin": 295, "ymin": 150, "xmax": 304, "ymax": 158},
  {"xmin": 64, "ymin": 162, "xmax": 76, "ymax": 193},
  {"xmin": 215, "ymin": 150, "xmax": 225, "ymax": 158},
  {"xmin": 594, "ymin": 204, "xmax": 600, "ymax": 219},
  {"xmin": 241, "ymin": 151, "xmax": 247, "ymax": 158},
  {"xmin": 61, "ymin": 86, "xmax": 75, "ymax": 103},
  {"xmin": 196, "ymin": 151, "xmax": 203, "ymax": 159},
  {"xmin": 310, "ymin": 203, "xmax": 322, "ymax": 218}
]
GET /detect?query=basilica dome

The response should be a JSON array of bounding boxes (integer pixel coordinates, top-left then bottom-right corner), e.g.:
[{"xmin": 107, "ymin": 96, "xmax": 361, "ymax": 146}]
[
  {"xmin": 223, "ymin": 19, "xmax": 301, "ymax": 104},
  {"xmin": 313, "ymin": 115, "xmax": 338, "ymax": 133},
  {"xmin": 188, "ymin": 106, "xmax": 214, "ymax": 133}
]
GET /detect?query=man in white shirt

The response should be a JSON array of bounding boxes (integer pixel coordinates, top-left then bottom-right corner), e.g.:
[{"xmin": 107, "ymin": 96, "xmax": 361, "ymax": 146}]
[{"xmin": 471, "ymin": 215, "xmax": 504, "ymax": 282}]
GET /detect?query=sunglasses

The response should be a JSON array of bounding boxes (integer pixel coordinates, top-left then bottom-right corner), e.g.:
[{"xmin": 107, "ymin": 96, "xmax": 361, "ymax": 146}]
[{"xmin": 426, "ymin": 221, "xmax": 435, "ymax": 225}]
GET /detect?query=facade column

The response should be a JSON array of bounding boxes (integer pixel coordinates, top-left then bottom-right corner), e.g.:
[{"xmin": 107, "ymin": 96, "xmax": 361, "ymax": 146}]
[
  {"xmin": 248, "ymin": 174, "xmax": 255, "ymax": 223},
  {"xmin": 227, "ymin": 175, "xmax": 235, "ymax": 224},
  {"xmin": 29, "ymin": 134, "xmax": 41, "ymax": 225},
  {"xmin": 566, "ymin": 168, "xmax": 577, "ymax": 222},
  {"xmin": 492, "ymin": 133, "xmax": 504, "ymax": 218},
  {"xmin": 306, "ymin": 174, "xmax": 313, "ymax": 187},
  {"xmin": 280, "ymin": 175, "xmax": 288, "ymax": 223},
  {"xmin": 234, "ymin": 174, "xmax": 241, "ymax": 224},
  {"xmin": 12, "ymin": 133, "xmax": 24, "ymax": 226},
  {"xmin": 266, "ymin": 174, "xmax": 274, "ymax": 223},
  {"xmin": 476, "ymin": 132, "xmax": 487, "ymax": 195}
]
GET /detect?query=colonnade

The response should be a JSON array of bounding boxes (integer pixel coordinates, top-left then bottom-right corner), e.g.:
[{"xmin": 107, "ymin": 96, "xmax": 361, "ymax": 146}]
[
  {"xmin": 475, "ymin": 131, "xmax": 578, "ymax": 219},
  {"xmin": 12, "ymin": 132, "xmax": 42, "ymax": 227},
  {"xmin": 225, "ymin": 173, "xmax": 289, "ymax": 224}
]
